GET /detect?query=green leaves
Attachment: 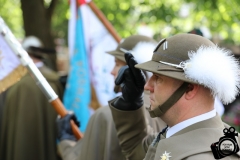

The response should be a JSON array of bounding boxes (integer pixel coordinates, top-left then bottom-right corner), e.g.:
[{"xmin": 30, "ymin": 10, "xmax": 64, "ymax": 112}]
[
  {"xmin": 95, "ymin": 0, "xmax": 240, "ymax": 44},
  {"xmin": 1, "ymin": 0, "xmax": 240, "ymax": 45},
  {"xmin": 1, "ymin": 0, "xmax": 23, "ymax": 38}
]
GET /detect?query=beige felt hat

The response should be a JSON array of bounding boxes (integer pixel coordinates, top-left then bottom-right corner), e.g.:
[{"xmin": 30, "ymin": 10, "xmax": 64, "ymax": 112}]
[
  {"xmin": 106, "ymin": 35, "xmax": 157, "ymax": 63},
  {"xmin": 135, "ymin": 33, "xmax": 215, "ymax": 83},
  {"xmin": 136, "ymin": 33, "xmax": 240, "ymax": 104}
]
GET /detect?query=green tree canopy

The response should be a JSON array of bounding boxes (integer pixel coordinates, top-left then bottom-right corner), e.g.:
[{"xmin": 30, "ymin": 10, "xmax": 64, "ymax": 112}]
[
  {"xmin": 94, "ymin": 0, "xmax": 240, "ymax": 44},
  {"xmin": 1, "ymin": 0, "xmax": 23, "ymax": 38},
  {"xmin": 1, "ymin": 0, "xmax": 240, "ymax": 45}
]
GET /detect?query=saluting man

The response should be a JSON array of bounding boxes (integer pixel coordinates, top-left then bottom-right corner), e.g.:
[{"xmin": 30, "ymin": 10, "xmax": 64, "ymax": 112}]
[
  {"xmin": 57, "ymin": 35, "xmax": 166, "ymax": 160},
  {"xmin": 110, "ymin": 33, "xmax": 240, "ymax": 159}
]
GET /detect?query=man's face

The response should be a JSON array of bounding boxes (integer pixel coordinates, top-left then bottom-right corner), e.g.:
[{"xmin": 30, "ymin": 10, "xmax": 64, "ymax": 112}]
[
  {"xmin": 111, "ymin": 58, "xmax": 126, "ymax": 80},
  {"xmin": 144, "ymin": 74, "xmax": 183, "ymax": 110}
]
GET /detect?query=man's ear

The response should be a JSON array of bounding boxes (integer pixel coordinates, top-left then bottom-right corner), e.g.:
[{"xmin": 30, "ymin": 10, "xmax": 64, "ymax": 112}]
[{"xmin": 185, "ymin": 84, "xmax": 199, "ymax": 100}]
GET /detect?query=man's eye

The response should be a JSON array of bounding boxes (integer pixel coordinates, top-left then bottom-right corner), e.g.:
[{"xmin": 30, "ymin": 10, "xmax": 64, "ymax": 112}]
[
  {"xmin": 154, "ymin": 75, "xmax": 162, "ymax": 83},
  {"xmin": 153, "ymin": 75, "xmax": 158, "ymax": 80}
]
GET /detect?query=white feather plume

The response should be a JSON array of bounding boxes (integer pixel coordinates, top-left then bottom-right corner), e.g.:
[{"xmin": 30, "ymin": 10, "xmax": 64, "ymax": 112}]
[
  {"xmin": 131, "ymin": 41, "xmax": 156, "ymax": 78},
  {"xmin": 183, "ymin": 45, "xmax": 240, "ymax": 104},
  {"xmin": 131, "ymin": 42, "xmax": 156, "ymax": 64}
]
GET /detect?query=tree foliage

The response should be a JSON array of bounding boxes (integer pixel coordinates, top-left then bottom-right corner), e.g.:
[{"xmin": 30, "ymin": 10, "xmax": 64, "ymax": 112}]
[
  {"xmin": 94, "ymin": 0, "xmax": 240, "ymax": 44},
  {"xmin": 1, "ymin": 0, "xmax": 240, "ymax": 45},
  {"xmin": 0, "ymin": 0, "xmax": 23, "ymax": 38},
  {"xmin": 52, "ymin": 0, "xmax": 69, "ymax": 41}
]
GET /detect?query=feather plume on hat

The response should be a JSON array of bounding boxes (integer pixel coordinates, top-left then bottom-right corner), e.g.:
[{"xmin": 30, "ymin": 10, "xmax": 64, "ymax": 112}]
[
  {"xmin": 181, "ymin": 45, "xmax": 240, "ymax": 104},
  {"xmin": 131, "ymin": 41, "xmax": 156, "ymax": 64},
  {"xmin": 129, "ymin": 41, "xmax": 156, "ymax": 78}
]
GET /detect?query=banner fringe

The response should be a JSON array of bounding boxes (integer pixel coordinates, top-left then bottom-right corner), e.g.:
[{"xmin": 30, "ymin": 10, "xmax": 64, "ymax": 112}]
[{"xmin": 0, "ymin": 65, "xmax": 27, "ymax": 93}]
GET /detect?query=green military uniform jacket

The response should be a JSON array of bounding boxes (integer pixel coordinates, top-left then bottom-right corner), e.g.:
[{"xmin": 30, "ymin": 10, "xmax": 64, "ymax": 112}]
[
  {"xmin": 0, "ymin": 66, "xmax": 63, "ymax": 160},
  {"xmin": 58, "ymin": 93, "xmax": 166, "ymax": 160},
  {"xmin": 109, "ymin": 97, "xmax": 240, "ymax": 160}
]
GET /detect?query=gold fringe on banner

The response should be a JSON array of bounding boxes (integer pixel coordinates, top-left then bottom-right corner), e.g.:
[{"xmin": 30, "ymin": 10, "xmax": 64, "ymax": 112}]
[{"xmin": 0, "ymin": 65, "xmax": 27, "ymax": 93}]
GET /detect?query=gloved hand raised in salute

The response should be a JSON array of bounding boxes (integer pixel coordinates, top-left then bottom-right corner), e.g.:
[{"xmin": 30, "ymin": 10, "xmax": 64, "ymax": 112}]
[{"xmin": 113, "ymin": 52, "xmax": 146, "ymax": 110}]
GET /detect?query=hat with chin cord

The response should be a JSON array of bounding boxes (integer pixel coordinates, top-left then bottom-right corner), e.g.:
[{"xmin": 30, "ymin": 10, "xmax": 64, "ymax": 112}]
[{"xmin": 136, "ymin": 33, "xmax": 240, "ymax": 117}]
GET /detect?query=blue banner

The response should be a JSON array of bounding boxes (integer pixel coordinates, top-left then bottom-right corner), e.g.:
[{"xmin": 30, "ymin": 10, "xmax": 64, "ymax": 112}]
[{"xmin": 63, "ymin": 8, "xmax": 90, "ymax": 132}]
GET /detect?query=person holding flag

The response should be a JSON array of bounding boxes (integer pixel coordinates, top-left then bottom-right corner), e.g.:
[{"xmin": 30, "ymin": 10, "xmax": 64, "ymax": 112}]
[
  {"xmin": 57, "ymin": 35, "xmax": 166, "ymax": 160},
  {"xmin": 0, "ymin": 36, "xmax": 64, "ymax": 160}
]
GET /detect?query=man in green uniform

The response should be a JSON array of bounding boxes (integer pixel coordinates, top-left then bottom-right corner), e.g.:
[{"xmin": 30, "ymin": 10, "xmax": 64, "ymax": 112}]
[
  {"xmin": 0, "ymin": 36, "xmax": 63, "ymax": 160},
  {"xmin": 57, "ymin": 35, "xmax": 166, "ymax": 160},
  {"xmin": 109, "ymin": 33, "xmax": 240, "ymax": 159}
]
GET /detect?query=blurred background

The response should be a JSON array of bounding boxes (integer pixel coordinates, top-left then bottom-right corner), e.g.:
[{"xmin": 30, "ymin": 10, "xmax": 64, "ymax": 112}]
[
  {"xmin": 2, "ymin": 0, "xmax": 240, "ymax": 49},
  {"xmin": 1, "ymin": 0, "xmax": 240, "ymax": 131}
]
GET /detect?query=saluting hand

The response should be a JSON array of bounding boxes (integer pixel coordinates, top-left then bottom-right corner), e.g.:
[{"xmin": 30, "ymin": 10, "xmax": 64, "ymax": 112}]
[{"xmin": 113, "ymin": 52, "xmax": 146, "ymax": 110}]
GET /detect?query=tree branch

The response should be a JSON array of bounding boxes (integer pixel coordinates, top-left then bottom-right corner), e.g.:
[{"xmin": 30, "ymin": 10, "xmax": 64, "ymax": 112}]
[{"xmin": 47, "ymin": 0, "xmax": 58, "ymax": 17}]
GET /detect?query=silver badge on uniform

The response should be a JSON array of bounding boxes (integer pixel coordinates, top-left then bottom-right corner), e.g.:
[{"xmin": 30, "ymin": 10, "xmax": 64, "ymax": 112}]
[{"xmin": 160, "ymin": 151, "xmax": 171, "ymax": 160}]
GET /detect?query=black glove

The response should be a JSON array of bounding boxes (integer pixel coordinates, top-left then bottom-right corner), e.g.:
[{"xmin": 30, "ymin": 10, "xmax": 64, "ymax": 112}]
[
  {"xmin": 113, "ymin": 52, "xmax": 146, "ymax": 110},
  {"xmin": 56, "ymin": 113, "xmax": 80, "ymax": 141}
]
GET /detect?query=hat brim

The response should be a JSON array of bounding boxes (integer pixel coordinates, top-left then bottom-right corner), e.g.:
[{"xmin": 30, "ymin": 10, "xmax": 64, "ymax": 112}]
[
  {"xmin": 106, "ymin": 50, "xmax": 125, "ymax": 62},
  {"xmin": 135, "ymin": 60, "xmax": 196, "ymax": 84}
]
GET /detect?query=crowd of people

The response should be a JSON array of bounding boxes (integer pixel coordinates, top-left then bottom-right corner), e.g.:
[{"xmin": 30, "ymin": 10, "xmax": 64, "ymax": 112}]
[{"xmin": 0, "ymin": 29, "xmax": 240, "ymax": 160}]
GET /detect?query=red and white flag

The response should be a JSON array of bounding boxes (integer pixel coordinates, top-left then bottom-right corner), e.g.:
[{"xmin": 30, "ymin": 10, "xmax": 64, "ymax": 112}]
[
  {"xmin": 68, "ymin": 0, "xmax": 118, "ymax": 107},
  {"xmin": 65, "ymin": 0, "xmax": 118, "ymax": 131}
]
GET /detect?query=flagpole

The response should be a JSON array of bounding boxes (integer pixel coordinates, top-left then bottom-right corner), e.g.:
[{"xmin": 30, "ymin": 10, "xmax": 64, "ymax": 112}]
[
  {"xmin": 88, "ymin": 1, "xmax": 121, "ymax": 43},
  {"xmin": 0, "ymin": 17, "xmax": 83, "ymax": 140}
]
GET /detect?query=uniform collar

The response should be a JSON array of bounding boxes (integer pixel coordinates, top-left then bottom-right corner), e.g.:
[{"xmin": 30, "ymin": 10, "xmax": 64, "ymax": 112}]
[{"xmin": 166, "ymin": 109, "xmax": 216, "ymax": 138}]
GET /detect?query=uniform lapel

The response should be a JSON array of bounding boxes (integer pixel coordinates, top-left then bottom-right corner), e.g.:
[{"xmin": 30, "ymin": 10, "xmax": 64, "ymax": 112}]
[
  {"xmin": 144, "ymin": 126, "xmax": 168, "ymax": 160},
  {"xmin": 154, "ymin": 115, "xmax": 225, "ymax": 160}
]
